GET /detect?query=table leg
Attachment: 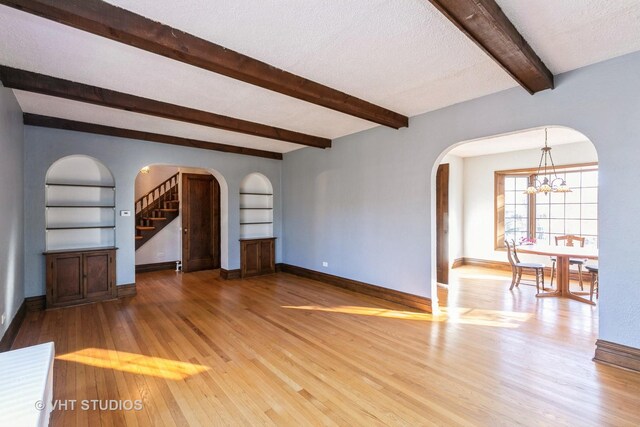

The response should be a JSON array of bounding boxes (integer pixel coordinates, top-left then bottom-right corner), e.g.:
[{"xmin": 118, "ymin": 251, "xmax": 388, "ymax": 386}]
[
  {"xmin": 535, "ymin": 255, "xmax": 596, "ymax": 305},
  {"xmin": 536, "ymin": 257, "xmax": 568, "ymax": 298},
  {"xmin": 556, "ymin": 256, "xmax": 569, "ymax": 295}
]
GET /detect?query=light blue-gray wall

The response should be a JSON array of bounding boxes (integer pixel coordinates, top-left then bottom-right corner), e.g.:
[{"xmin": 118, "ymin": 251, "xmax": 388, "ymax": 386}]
[
  {"xmin": 23, "ymin": 127, "xmax": 282, "ymax": 298},
  {"xmin": 0, "ymin": 83, "xmax": 24, "ymax": 340},
  {"xmin": 283, "ymin": 51, "xmax": 640, "ymax": 349}
]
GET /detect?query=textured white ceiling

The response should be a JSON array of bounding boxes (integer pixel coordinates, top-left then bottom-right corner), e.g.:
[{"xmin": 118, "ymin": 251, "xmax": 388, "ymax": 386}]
[
  {"xmin": 448, "ymin": 127, "xmax": 590, "ymax": 158},
  {"xmin": 1, "ymin": 1, "xmax": 639, "ymax": 153},
  {"xmin": 14, "ymin": 91, "xmax": 303, "ymax": 153},
  {"xmin": 497, "ymin": 0, "xmax": 640, "ymax": 74}
]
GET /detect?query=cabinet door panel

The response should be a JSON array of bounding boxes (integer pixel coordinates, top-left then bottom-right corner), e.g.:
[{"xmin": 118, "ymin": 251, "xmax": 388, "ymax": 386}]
[
  {"xmin": 242, "ymin": 241, "xmax": 261, "ymax": 277},
  {"xmin": 259, "ymin": 240, "xmax": 275, "ymax": 274},
  {"xmin": 84, "ymin": 251, "xmax": 112, "ymax": 299},
  {"xmin": 51, "ymin": 254, "xmax": 83, "ymax": 304}
]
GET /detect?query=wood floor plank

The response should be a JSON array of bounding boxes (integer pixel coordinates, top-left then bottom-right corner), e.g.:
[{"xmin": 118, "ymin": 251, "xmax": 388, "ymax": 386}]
[{"xmin": 10, "ymin": 266, "xmax": 640, "ymax": 425}]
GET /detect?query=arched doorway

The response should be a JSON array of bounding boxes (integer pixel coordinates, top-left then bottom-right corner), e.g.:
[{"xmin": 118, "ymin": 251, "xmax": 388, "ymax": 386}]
[
  {"xmin": 430, "ymin": 126, "xmax": 599, "ymax": 316},
  {"xmin": 134, "ymin": 165, "xmax": 226, "ymax": 274}
]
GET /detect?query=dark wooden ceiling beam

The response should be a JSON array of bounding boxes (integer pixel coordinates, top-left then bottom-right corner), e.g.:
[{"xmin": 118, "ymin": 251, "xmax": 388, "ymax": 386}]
[
  {"xmin": 428, "ymin": 0, "xmax": 554, "ymax": 94},
  {"xmin": 0, "ymin": 0, "xmax": 408, "ymax": 129},
  {"xmin": 23, "ymin": 114, "xmax": 283, "ymax": 160},
  {"xmin": 0, "ymin": 66, "xmax": 330, "ymax": 148}
]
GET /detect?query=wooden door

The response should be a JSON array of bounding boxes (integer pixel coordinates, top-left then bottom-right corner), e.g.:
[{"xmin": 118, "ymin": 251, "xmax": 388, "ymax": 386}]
[
  {"xmin": 84, "ymin": 251, "xmax": 114, "ymax": 300},
  {"xmin": 48, "ymin": 253, "xmax": 84, "ymax": 306},
  {"xmin": 436, "ymin": 163, "xmax": 449, "ymax": 285},
  {"xmin": 182, "ymin": 173, "xmax": 220, "ymax": 272}
]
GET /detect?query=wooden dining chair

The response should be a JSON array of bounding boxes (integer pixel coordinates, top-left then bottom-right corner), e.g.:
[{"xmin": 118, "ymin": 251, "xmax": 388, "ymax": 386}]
[
  {"xmin": 550, "ymin": 235, "xmax": 587, "ymax": 290},
  {"xmin": 585, "ymin": 263, "xmax": 599, "ymax": 302},
  {"xmin": 505, "ymin": 239, "xmax": 545, "ymax": 292}
]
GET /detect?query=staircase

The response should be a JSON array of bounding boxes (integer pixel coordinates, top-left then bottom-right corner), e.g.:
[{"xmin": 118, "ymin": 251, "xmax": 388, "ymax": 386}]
[{"xmin": 135, "ymin": 172, "xmax": 180, "ymax": 250}]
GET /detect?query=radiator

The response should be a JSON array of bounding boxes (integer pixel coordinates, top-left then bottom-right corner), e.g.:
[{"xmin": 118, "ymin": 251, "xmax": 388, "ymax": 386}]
[{"xmin": 0, "ymin": 342, "xmax": 55, "ymax": 427}]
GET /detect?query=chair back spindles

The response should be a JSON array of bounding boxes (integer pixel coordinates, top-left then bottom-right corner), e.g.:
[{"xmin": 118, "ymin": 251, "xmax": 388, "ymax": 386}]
[{"xmin": 555, "ymin": 235, "xmax": 585, "ymax": 247}]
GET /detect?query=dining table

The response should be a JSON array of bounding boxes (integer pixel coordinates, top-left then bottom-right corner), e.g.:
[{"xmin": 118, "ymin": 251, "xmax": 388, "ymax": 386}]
[{"xmin": 516, "ymin": 244, "xmax": 598, "ymax": 305}]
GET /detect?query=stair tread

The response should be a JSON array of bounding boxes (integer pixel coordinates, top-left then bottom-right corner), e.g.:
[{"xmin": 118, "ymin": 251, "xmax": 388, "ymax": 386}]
[
  {"xmin": 135, "ymin": 236, "xmax": 143, "ymax": 240},
  {"xmin": 143, "ymin": 217, "xmax": 167, "ymax": 221},
  {"xmin": 136, "ymin": 226, "xmax": 155, "ymax": 230},
  {"xmin": 159, "ymin": 209, "xmax": 178, "ymax": 212}
]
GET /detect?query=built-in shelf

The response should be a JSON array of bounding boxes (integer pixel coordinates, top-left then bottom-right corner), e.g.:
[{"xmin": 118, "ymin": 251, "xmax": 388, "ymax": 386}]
[
  {"xmin": 43, "ymin": 246, "xmax": 118, "ymax": 255},
  {"xmin": 240, "ymin": 174, "xmax": 274, "ymax": 240},
  {"xmin": 45, "ymin": 157, "xmax": 117, "ymax": 251},
  {"xmin": 46, "ymin": 183, "xmax": 116, "ymax": 188},
  {"xmin": 47, "ymin": 226, "xmax": 115, "ymax": 230}
]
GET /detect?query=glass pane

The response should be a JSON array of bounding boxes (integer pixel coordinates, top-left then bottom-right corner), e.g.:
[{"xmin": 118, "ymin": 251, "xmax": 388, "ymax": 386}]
[
  {"xmin": 505, "ymin": 191, "xmax": 516, "ymax": 205},
  {"xmin": 505, "ymin": 177, "xmax": 516, "ymax": 191},
  {"xmin": 565, "ymin": 172, "xmax": 581, "ymax": 187},
  {"xmin": 515, "ymin": 205, "xmax": 528, "ymax": 219},
  {"xmin": 516, "ymin": 192, "xmax": 529, "ymax": 205},
  {"xmin": 581, "ymin": 203, "xmax": 598, "ymax": 219},
  {"xmin": 536, "ymin": 192, "xmax": 551, "ymax": 204},
  {"xmin": 582, "ymin": 171, "xmax": 598, "ymax": 187},
  {"xmin": 549, "ymin": 191, "xmax": 565, "ymax": 204},
  {"xmin": 584, "ymin": 236, "xmax": 598, "ymax": 247},
  {"xmin": 536, "ymin": 204, "xmax": 549, "ymax": 219},
  {"xmin": 565, "ymin": 219, "xmax": 580, "ymax": 235},
  {"xmin": 505, "ymin": 206, "xmax": 515, "ymax": 218},
  {"xmin": 564, "ymin": 188, "xmax": 581, "ymax": 203},
  {"xmin": 536, "ymin": 233, "xmax": 551, "ymax": 245},
  {"xmin": 550, "ymin": 204, "xmax": 564, "ymax": 219},
  {"xmin": 565, "ymin": 204, "xmax": 580, "ymax": 219},
  {"xmin": 515, "ymin": 231, "xmax": 528, "ymax": 242},
  {"xmin": 514, "ymin": 177, "xmax": 528, "ymax": 191},
  {"xmin": 536, "ymin": 218, "xmax": 550, "ymax": 234},
  {"xmin": 582, "ymin": 188, "xmax": 598, "ymax": 203},
  {"xmin": 581, "ymin": 219, "xmax": 598, "ymax": 235},
  {"xmin": 550, "ymin": 219, "xmax": 565, "ymax": 234}
]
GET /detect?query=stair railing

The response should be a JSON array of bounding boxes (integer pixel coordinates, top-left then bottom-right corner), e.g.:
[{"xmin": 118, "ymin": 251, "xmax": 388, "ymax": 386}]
[{"xmin": 135, "ymin": 172, "xmax": 179, "ymax": 224}]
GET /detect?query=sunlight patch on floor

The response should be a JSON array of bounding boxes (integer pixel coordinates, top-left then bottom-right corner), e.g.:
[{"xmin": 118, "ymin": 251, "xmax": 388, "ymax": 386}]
[
  {"xmin": 56, "ymin": 348, "xmax": 211, "ymax": 380},
  {"xmin": 282, "ymin": 305, "xmax": 532, "ymax": 328},
  {"xmin": 455, "ymin": 273, "xmax": 513, "ymax": 281}
]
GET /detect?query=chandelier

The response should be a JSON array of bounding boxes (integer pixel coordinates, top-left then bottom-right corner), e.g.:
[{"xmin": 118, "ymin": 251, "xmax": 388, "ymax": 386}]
[{"xmin": 524, "ymin": 128, "xmax": 571, "ymax": 195}]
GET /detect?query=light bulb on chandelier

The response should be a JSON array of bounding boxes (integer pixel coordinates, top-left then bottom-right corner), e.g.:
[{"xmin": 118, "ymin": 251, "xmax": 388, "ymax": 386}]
[{"xmin": 523, "ymin": 128, "xmax": 572, "ymax": 195}]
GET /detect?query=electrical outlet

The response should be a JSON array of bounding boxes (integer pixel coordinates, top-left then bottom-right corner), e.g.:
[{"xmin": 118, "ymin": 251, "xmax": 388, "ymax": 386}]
[
  {"xmin": 322, "ymin": 261, "xmax": 328, "ymax": 267},
  {"xmin": 1, "ymin": 313, "xmax": 5, "ymax": 326}
]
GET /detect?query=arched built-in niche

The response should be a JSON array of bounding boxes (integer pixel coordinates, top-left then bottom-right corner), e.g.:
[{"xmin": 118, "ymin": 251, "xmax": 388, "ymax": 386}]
[
  {"xmin": 45, "ymin": 155, "xmax": 116, "ymax": 250},
  {"xmin": 239, "ymin": 173, "xmax": 273, "ymax": 239}
]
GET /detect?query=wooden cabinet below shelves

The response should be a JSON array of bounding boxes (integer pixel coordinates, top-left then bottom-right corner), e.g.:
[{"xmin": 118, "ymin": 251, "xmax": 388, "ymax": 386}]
[
  {"xmin": 44, "ymin": 247, "xmax": 117, "ymax": 308},
  {"xmin": 240, "ymin": 238, "xmax": 276, "ymax": 278}
]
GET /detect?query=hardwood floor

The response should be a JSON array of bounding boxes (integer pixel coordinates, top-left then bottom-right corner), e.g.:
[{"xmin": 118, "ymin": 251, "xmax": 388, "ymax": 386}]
[{"xmin": 12, "ymin": 266, "xmax": 640, "ymax": 426}]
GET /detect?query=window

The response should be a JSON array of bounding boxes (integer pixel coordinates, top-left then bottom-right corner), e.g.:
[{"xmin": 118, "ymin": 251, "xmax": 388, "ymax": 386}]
[{"xmin": 495, "ymin": 164, "xmax": 598, "ymax": 249}]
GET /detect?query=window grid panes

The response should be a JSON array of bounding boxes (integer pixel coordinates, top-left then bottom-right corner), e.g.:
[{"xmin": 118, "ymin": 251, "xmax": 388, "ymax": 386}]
[
  {"xmin": 504, "ymin": 175, "xmax": 530, "ymax": 244},
  {"xmin": 534, "ymin": 169, "xmax": 598, "ymax": 247}
]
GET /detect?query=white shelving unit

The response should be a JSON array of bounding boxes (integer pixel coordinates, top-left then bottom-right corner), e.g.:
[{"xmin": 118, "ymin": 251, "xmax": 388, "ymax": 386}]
[
  {"xmin": 45, "ymin": 156, "xmax": 116, "ymax": 251},
  {"xmin": 239, "ymin": 173, "xmax": 273, "ymax": 239}
]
